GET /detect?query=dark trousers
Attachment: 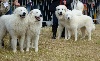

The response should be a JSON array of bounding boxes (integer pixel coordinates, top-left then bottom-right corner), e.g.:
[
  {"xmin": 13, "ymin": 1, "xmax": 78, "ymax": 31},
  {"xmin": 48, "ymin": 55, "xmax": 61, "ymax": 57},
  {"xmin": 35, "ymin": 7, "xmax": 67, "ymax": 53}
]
[{"xmin": 52, "ymin": 13, "xmax": 58, "ymax": 39}]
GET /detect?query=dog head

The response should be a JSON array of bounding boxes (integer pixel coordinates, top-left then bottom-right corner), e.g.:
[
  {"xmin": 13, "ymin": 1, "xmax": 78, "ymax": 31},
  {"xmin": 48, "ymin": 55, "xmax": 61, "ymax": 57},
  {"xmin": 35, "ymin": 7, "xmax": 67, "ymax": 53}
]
[
  {"xmin": 55, "ymin": 5, "xmax": 67, "ymax": 19},
  {"xmin": 13, "ymin": 7, "xmax": 28, "ymax": 18},
  {"xmin": 65, "ymin": 10, "xmax": 73, "ymax": 21},
  {"xmin": 29, "ymin": 9, "xmax": 43, "ymax": 22}
]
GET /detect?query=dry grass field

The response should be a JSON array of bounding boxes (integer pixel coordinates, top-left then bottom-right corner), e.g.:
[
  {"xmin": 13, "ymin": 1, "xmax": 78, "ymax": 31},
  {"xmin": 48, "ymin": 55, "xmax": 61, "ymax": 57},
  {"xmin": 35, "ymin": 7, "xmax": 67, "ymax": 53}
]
[{"xmin": 0, "ymin": 24, "xmax": 100, "ymax": 61}]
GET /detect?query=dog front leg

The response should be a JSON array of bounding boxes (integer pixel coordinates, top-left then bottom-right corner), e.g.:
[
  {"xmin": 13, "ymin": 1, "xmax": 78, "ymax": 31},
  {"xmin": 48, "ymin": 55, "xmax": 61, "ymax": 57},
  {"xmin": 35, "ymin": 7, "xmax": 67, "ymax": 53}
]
[
  {"xmin": 67, "ymin": 30, "xmax": 71, "ymax": 40},
  {"xmin": 11, "ymin": 36, "xmax": 17, "ymax": 53},
  {"xmin": 19, "ymin": 35, "xmax": 25, "ymax": 52},
  {"xmin": 34, "ymin": 35, "xmax": 39, "ymax": 52},
  {"xmin": 26, "ymin": 36, "xmax": 31, "ymax": 52},
  {"xmin": 65, "ymin": 27, "xmax": 68, "ymax": 40},
  {"xmin": 57, "ymin": 25, "xmax": 64, "ymax": 39},
  {"xmin": 74, "ymin": 28, "xmax": 78, "ymax": 41}
]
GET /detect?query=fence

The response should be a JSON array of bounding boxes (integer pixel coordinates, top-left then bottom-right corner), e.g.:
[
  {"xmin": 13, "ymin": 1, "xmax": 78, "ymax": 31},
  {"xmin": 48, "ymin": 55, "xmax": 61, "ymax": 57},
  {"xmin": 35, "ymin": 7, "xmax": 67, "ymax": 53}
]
[
  {"xmin": 9, "ymin": 0, "xmax": 53, "ymax": 22},
  {"xmin": 7, "ymin": 0, "xmax": 100, "ymax": 23}
]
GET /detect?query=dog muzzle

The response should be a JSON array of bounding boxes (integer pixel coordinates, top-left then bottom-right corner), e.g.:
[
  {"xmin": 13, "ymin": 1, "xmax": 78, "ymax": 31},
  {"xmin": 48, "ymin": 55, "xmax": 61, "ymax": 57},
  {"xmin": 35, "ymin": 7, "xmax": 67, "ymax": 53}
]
[
  {"xmin": 58, "ymin": 12, "xmax": 63, "ymax": 15},
  {"xmin": 20, "ymin": 12, "xmax": 26, "ymax": 18},
  {"xmin": 35, "ymin": 14, "xmax": 43, "ymax": 21}
]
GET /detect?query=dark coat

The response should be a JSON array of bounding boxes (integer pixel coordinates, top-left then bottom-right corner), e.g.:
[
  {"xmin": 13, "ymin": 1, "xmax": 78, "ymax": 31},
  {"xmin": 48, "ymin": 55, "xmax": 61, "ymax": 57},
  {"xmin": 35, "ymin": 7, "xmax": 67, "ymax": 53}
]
[{"xmin": 49, "ymin": 0, "xmax": 60, "ymax": 12}]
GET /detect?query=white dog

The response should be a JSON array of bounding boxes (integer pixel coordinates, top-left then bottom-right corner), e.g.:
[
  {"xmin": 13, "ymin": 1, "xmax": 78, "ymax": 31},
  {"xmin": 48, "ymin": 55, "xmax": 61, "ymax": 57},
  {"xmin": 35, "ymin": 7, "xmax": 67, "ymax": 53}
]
[
  {"xmin": 71, "ymin": 0, "xmax": 84, "ymax": 16},
  {"xmin": 0, "ymin": 7, "xmax": 28, "ymax": 52},
  {"xmin": 55, "ymin": 5, "xmax": 69, "ymax": 40},
  {"xmin": 64, "ymin": 11, "xmax": 95, "ymax": 41},
  {"xmin": 73, "ymin": 0, "xmax": 84, "ymax": 11},
  {"xmin": 26, "ymin": 9, "xmax": 43, "ymax": 52}
]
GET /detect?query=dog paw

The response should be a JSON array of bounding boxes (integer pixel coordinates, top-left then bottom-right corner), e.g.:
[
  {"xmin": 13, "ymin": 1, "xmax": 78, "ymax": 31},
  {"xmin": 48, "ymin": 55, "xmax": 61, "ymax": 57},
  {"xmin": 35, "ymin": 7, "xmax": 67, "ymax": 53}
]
[
  {"xmin": 88, "ymin": 39, "xmax": 91, "ymax": 41},
  {"xmin": 65, "ymin": 37, "xmax": 67, "ymax": 40},
  {"xmin": 35, "ymin": 48, "xmax": 38, "ymax": 52},
  {"xmin": 80, "ymin": 36, "xmax": 85, "ymax": 40},
  {"xmin": 20, "ymin": 49, "xmax": 24, "ymax": 52},
  {"xmin": 57, "ymin": 37, "xmax": 60, "ymax": 39},
  {"xmin": 13, "ymin": 50, "xmax": 17, "ymax": 53},
  {"xmin": 74, "ymin": 37, "xmax": 78, "ymax": 41},
  {"xmin": 26, "ymin": 48, "xmax": 29, "ymax": 52},
  {"xmin": 75, "ymin": 39, "xmax": 77, "ymax": 41},
  {"xmin": 64, "ymin": 38, "xmax": 69, "ymax": 40}
]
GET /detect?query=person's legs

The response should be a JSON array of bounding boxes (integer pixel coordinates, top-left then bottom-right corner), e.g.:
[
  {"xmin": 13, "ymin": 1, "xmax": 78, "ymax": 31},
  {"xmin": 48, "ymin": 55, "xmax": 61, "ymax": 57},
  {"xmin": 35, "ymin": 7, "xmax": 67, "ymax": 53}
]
[
  {"xmin": 52, "ymin": 13, "xmax": 58, "ymax": 39},
  {"xmin": 26, "ymin": 3, "xmax": 31, "ymax": 12},
  {"xmin": 61, "ymin": 28, "xmax": 65, "ymax": 37},
  {"xmin": 52, "ymin": 25, "xmax": 58, "ymax": 39}
]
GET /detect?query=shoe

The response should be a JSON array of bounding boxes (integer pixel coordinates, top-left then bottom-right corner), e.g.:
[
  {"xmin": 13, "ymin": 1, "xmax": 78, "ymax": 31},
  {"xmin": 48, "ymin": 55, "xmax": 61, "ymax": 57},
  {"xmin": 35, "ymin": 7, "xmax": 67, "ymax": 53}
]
[
  {"xmin": 52, "ymin": 35, "xmax": 56, "ymax": 39},
  {"xmin": 52, "ymin": 36, "xmax": 56, "ymax": 39}
]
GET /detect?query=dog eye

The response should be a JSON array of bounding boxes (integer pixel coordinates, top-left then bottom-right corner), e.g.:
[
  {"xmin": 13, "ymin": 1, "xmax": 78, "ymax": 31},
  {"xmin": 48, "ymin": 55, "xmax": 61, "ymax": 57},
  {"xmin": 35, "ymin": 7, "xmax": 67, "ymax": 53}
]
[
  {"xmin": 21, "ymin": 10, "xmax": 22, "ymax": 11},
  {"xmin": 62, "ymin": 9, "xmax": 63, "ymax": 10},
  {"xmin": 58, "ymin": 9, "xmax": 60, "ymax": 10}
]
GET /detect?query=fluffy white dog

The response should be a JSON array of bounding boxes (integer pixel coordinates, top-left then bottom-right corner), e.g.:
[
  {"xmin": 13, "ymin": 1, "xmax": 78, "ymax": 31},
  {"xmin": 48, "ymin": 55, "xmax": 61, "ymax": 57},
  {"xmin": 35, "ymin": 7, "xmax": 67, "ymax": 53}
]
[
  {"xmin": 71, "ymin": 0, "xmax": 84, "ymax": 16},
  {"xmin": 55, "ymin": 5, "xmax": 69, "ymax": 40},
  {"xmin": 26, "ymin": 9, "xmax": 43, "ymax": 52},
  {"xmin": 0, "ymin": 7, "xmax": 28, "ymax": 52},
  {"xmin": 73, "ymin": 0, "xmax": 84, "ymax": 11},
  {"xmin": 64, "ymin": 11, "xmax": 95, "ymax": 41}
]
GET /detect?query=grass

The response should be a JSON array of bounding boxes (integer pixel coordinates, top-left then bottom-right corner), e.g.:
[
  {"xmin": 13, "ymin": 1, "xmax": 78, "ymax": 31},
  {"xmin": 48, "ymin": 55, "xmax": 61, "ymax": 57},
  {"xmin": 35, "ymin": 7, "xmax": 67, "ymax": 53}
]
[{"xmin": 0, "ymin": 24, "xmax": 100, "ymax": 61}]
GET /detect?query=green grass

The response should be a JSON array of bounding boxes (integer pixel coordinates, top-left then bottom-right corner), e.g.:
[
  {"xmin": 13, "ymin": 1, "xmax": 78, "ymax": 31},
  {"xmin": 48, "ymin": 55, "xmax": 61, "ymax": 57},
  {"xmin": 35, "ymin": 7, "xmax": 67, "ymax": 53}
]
[{"xmin": 0, "ymin": 24, "xmax": 100, "ymax": 61}]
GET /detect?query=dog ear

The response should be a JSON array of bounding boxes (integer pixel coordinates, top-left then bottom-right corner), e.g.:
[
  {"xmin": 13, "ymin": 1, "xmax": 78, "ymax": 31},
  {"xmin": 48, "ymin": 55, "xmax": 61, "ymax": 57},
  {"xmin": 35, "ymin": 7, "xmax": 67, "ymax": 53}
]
[
  {"xmin": 13, "ymin": 8, "xmax": 18, "ymax": 14},
  {"xmin": 29, "ymin": 10, "xmax": 33, "ymax": 14},
  {"xmin": 55, "ymin": 11, "xmax": 58, "ymax": 18},
  {"xmin": 64, "ymin": 6, "xmax": 67, "ymax": 12},
  {"xmin": 56, "ymin": 6, "xmax": 58, "ymax": 11}
]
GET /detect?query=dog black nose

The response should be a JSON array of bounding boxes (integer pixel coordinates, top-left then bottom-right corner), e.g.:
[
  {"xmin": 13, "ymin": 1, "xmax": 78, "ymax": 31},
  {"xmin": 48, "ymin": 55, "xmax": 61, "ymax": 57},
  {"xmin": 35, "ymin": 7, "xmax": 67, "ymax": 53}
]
[
  {"xmin": 23, "ymin": 12, "xmax": 26, "ymax": 15},
  {"xmin": 40, "ymin": 14, "xmax": 43, "ymax": 17},
  {"xmin": 68, "ymin": 17, "xmax": 70, "ymax": 19},
  {"xmin": 60, "ymin": 12, "xmax": 62, "ymax": 15}
]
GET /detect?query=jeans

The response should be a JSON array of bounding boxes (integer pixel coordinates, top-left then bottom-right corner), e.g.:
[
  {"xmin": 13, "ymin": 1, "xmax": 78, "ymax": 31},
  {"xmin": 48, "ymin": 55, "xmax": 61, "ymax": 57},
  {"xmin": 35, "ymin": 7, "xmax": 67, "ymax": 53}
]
[{"xmin": 26, "ymin": 2, "xmax": 33, "ymax": 12}]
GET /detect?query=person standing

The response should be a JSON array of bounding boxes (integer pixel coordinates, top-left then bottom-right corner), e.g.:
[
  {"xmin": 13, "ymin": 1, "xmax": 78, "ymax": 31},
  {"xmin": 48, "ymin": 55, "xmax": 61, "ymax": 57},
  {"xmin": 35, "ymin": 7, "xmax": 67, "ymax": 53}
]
[
  {"xmin": 50, "ymin": 0, "xmax": 73, "ymax": 39},
  {"xmin": 50, "ymin": 0, "xmax": 59, "ymax": 39}
]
